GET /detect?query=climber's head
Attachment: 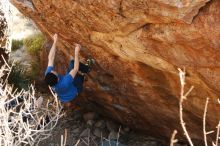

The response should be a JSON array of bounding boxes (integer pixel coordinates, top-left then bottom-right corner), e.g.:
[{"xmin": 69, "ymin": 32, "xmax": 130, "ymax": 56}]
[{"xmin": 44, "ymin": 71, "xmax": 58, "ymax": 86}]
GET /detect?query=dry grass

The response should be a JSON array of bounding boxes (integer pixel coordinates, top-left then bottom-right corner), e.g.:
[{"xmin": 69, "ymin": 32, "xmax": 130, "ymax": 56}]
[
  {"xmin": 59, "ymin": 125, "xmax": 122, "ymax": 146},
  {"xmin": 0, "ymin": 57, "xmax": 64, "ymax": 146},
  {"xmin": 170, "ymin": 68, "xmax": 220, "ymax": 146}
]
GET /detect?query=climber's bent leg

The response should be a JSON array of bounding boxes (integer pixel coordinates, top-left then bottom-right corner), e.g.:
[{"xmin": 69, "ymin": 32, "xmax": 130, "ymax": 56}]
[
  {"xmin": 73, "ymin": 73, "xmax": 84, "ymax": 93},
  {"xmin": 66, "ymin": 60, "xmax": 90, "ymax": 74}
]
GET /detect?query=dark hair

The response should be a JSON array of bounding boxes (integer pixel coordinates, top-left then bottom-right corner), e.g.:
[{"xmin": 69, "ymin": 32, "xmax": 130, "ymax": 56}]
[{"xmin": 44, "ymin": 72, "xmax": 58, "ymax": 86}]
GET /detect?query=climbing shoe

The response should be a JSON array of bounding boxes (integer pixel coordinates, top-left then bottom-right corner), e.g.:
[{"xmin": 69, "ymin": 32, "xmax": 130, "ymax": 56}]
[{"xmin": 86, "ymin": 58, "xmax": 95, "ymax": 72}]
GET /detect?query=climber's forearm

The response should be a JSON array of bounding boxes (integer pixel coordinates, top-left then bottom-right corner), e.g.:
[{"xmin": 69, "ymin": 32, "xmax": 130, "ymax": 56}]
[
  {"xmin": 48, "ymin": 34, "xmax": 58, "ymax": 66},
  {"xmin": 73, "ymin": 51, "xmax": 79, "ymax": 71},
  {"xmin": 48, "ymin": 43, "xmax": 56, "ymax": 66},
  {"xmin": 69, "ymin": 53, "xmax": 79, "ymax": 78},
  {"xmin": 69, "ymin": 44, "xmax": 81, "ymax": 78}
]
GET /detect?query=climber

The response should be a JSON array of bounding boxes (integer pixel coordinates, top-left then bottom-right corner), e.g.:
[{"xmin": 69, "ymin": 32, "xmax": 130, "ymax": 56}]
[{"xmin": 44, "ymin": 34, "xmax": 92, "ymax": 109}]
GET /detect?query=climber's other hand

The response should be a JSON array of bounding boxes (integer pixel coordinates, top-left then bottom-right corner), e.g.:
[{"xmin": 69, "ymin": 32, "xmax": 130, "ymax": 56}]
[
  {"xmin": 75, "ymin": 44, "xmax": 81, "ymax": 54},
  {"xmin": 53, "ymin": 33, "xmax": 58, "ymax": 43}
]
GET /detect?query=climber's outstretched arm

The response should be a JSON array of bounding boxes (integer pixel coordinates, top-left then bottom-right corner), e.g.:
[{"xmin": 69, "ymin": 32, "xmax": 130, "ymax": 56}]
[
  {"xmin": 69, "ymin": 44, "xmax": 80, "ymax": 78},
  {"xmin": 48, "ymin": 34, "xmax": 58, "ymax": 67}
]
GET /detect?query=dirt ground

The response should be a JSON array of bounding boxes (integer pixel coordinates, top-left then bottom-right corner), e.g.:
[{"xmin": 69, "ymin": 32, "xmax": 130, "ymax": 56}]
[{"xmin": 39, "ymin": 108, "xmax": 187, "ymax": 146}]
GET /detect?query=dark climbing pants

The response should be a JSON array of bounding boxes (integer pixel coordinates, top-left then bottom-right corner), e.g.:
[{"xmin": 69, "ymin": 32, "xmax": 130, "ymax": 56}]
[{"xmin": 66, "ymin": 60, "xmax": 89, "ymax": 93}]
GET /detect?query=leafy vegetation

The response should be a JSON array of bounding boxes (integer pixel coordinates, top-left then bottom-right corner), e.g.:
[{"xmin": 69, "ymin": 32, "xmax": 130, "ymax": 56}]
[
  {"xmin": 11, "ymin": 39, "xmax": 23, "ymax": 51},
  {"xmin": 1, "ymin": 62, "xmax": 62, "ymax": 146},
  {"xmin": 8, "ymin": 62, "xmax": 31, "ymax": 91},
  {"xmin": 23, "ymin": 33, "xmax": 45, "ymax": 80},
  {"xmin": 9, "ymin": 33, "xmax": 46, "ymax": 90},
  {"xmin": 30, "ymin": 60, "xmax": 40, "ymax": 80},
  {"xmin": 23, "ymin": 33, "xmax": 45, "ymax": 55}
]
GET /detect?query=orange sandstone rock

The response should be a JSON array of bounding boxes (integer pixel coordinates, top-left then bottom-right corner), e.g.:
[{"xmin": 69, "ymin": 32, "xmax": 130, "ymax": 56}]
[{"xmin": 11, "ymin": 0, "xmax": 220, "ymax": 142}]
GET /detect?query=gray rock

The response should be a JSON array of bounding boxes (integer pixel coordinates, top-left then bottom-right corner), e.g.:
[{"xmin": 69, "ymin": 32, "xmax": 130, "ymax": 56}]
[
  {"xmin": 83, "ymin": 112, "xmax": 97, "ymax": 121},
  {"xmin": 95, "ymin": 120, "xmax": 105, "ymax": 129},
  {"xmin": 93, "ymin": 128, "xmax": 102, "ymax": 138},
  {"xmin": 100, "ymin": 140, "xmax": 125, "ymax": 146},
  {"xmin": 72, "ymin": 127, "xmax": 81, "ymax": 134},
  {"xmin": 106, "ymin": 121, "xmax": 119, "ymax": 132},
  {"xmin": 91, "ymin": 134, "xmax": 97, "ymax": 140},
  {"xmin": 87, "ymin": 120, "xmax": 95, "ymax": 126},
  {"xmin": 9, "ymin": 46, "xmax": 33, "ymax": 72},
  {"xmin": 93, "ymin": 128, "xmax": 108, "ymax": 138},
  {"xmin": 123, "ymin": 127, "xmax": 130, "ymax": 132},
  {"xmin": 108, "ymin": 131, "xmax": 118, "ymax": 140},
  {"xmin": 120, "ymin": 127, "xmax": 130, "ymax": 135},
  {"xmin": 11, "ymin": 47, "xmax": 30, "ymax": 60},
  {"xmin": 73, "ymin": 112, "xmax": 82, "ymax": 120},
  {"xmin": 80, "ymin": 128, "xmax": 90, "ymax": 137}
]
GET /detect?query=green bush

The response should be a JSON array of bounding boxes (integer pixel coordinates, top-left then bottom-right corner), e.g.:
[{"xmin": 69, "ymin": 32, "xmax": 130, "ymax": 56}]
[
  {"xmin": 11, "ymin": 39, "xmax": 23, "ymax": 51},
  {"xmin": 8, "ymin": 33, "xmax": 46, "ymax": 90},
  {"xmin": 23, "ymin": 33, "xmax": 45, "ymax": 81},
  {"xmin": 8, "ymin": 62, "xmax": 31, "ymax": 91},
  {"xmin": 29, "ymin": 61, "xmax": 40, "ymax": 80},
  {"xmin": 23, "ymin": 33, "xmax": 45, "ymax": 56}
]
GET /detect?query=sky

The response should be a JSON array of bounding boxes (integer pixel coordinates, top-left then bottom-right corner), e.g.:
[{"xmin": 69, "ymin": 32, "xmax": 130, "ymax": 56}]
[
  {"xmin": 0, "ymin": 0, "xmax": 40, "ymax": 52},
  {"xmin": 9, "ymin": 4, "xmax": 39, "ymax": 40},
  {"xmin": 0, "ymin": 0, "xmax": 38, "ymax": 39}
]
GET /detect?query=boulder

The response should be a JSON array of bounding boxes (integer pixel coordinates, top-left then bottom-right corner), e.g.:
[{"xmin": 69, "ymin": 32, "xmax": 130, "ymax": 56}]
[
  {"xmin": 95, "ymin": 120, "xmax": 106, "ymax": 129},
  {"xmin": 83, "ymin": 112, "xmax": 97, "ymax": 121},
  {"xmin": 11, "ymin": 0, "xmax": 220, "ymax": 143}
]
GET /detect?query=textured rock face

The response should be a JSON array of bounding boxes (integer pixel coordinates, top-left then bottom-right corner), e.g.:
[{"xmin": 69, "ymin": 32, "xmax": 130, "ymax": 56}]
[{"xmin": 11, "ymin": 0, "xmax": 220, "ymax": 142}]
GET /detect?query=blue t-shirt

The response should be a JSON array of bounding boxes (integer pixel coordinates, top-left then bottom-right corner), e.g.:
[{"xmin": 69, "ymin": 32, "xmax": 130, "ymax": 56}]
[{"xmin": 45, "ymin": 66, "xmax": 78, "ymax": 103}]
